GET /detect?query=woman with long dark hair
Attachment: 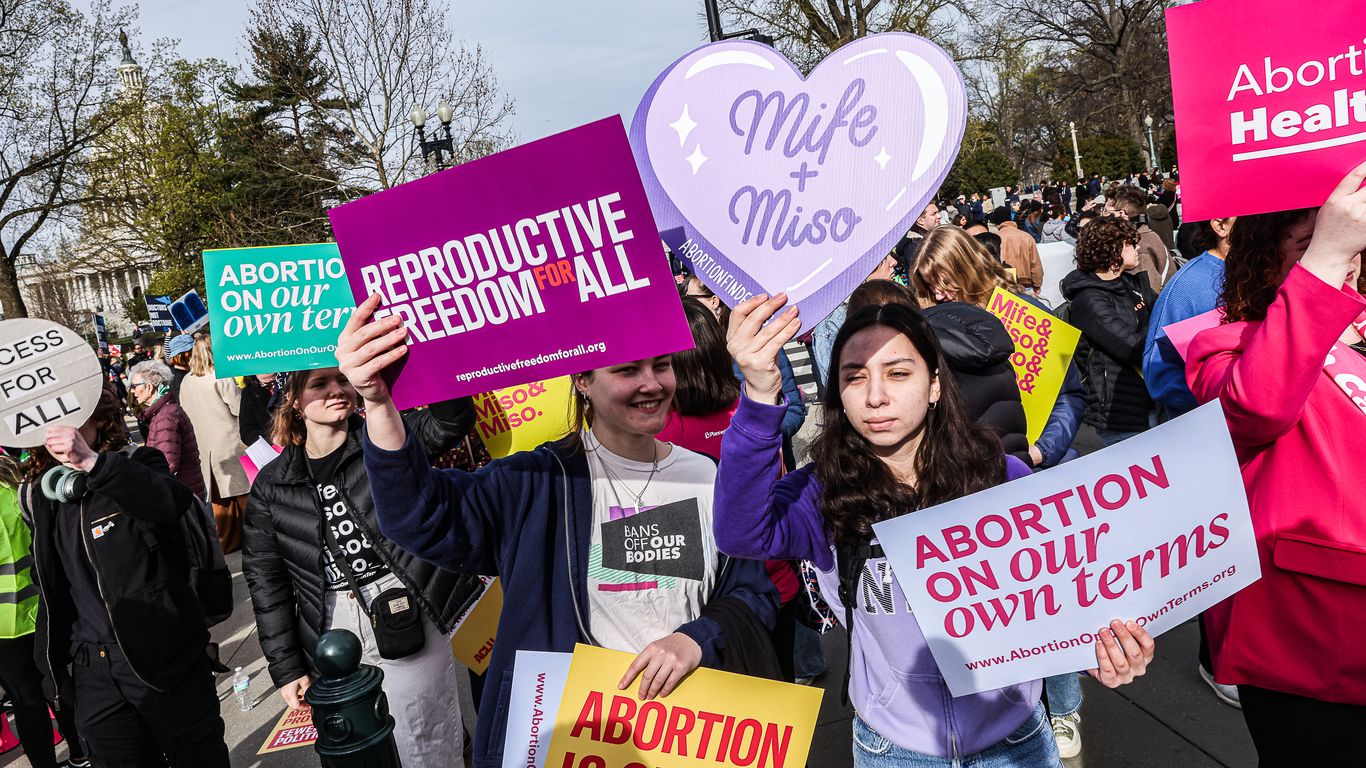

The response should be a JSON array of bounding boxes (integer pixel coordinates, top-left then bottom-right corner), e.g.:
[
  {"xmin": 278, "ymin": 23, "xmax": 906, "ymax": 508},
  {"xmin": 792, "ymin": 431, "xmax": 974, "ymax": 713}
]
[
  {"xmin": 338, "ymin": 294, "xmax": 779, "ymax": 768},
  {"xmin": 657, "ymin": 298, "xmax": 742, "ymax": 458},
  {"xmin": 242, "ymin": 367, "xmax": 482, "ymax": 768},
  {"xmin": 1185, "ymin": 162, "xmax": 1366, "ymax": 765},
  {"xmin": 715, "ymin": 292, "xmax": 1155, "ymax": 767}
]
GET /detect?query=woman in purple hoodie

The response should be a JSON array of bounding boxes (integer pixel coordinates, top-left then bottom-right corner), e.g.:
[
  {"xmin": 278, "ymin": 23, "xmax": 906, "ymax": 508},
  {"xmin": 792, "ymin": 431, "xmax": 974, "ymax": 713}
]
[{"xmin": 716, "ymin": 293, "xmax": 1156, "ymax": 767}]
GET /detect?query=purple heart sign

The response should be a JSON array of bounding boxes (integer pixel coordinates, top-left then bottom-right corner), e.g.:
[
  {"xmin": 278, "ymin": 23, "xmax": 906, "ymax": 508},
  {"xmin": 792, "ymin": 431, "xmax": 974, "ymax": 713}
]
[{"xmin": 631, "ymin": 33, "xmax": 967, "ymax": 328}]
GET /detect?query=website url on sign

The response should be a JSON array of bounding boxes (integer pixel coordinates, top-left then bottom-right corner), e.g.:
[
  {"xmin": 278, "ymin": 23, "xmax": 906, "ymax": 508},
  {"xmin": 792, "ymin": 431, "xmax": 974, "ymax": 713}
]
[
  {"xmin": 455, "ymin": 342, "xmax": 607, "ymax": 382},
  {"xmin": 225, "ymin": 344, "xmax": 336, "ymax": 362}
]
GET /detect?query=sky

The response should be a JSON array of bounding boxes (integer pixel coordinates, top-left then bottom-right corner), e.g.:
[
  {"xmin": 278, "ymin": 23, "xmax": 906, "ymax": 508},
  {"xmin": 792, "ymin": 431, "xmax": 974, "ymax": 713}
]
[{"xmin": 74, "ymin": 0, "xmax": 712, "ymax": 143}]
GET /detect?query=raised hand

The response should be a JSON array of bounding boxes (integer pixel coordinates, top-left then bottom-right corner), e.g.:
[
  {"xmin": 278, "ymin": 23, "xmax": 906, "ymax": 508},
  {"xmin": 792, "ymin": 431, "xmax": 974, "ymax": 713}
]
[
  {"xmin": 1302, "ymin": 158, "xmax": 1366, "ymax": 288},
  {"xmin": 726, "ymin": 293, "xmax": 800, "ymax": 405},
  {"xmin": 336, "ymin": 293, "xmax": 408, "ymax": 406},
  {"xmin": 45, "ymin": 425, "xmax": 98, "ymax": 472}
]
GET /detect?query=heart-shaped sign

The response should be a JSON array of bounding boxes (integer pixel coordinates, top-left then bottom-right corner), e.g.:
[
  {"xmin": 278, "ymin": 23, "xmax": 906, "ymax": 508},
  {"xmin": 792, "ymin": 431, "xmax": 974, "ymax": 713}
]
[{"xmin": 631, "ymin": 33, "xmax": 967, "ymax": 328}]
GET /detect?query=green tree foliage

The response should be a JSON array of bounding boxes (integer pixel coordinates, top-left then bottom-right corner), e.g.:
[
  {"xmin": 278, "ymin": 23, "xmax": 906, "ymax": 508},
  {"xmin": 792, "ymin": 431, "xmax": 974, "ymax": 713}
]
[
  {"xmin": 1052, "ymin": 134, "xmax": 1144, "ymax": 180},
  {"xmin": 942, "ymin": 121, "xmax": 1017, "ymax": 198}
]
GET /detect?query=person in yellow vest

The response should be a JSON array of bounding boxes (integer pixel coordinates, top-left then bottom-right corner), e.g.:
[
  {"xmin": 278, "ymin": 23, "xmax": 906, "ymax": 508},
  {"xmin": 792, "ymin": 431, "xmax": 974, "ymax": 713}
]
[{"xmin": 0, "ymin": 454, "xmax": 87, "ymax": 768}]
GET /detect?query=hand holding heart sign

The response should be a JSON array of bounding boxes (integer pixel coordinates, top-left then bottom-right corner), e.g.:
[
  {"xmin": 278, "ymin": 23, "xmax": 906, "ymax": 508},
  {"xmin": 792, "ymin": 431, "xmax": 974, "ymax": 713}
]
[{"xmin": 632, "ymin": 33, "xmax": 966, "ymax": 329}]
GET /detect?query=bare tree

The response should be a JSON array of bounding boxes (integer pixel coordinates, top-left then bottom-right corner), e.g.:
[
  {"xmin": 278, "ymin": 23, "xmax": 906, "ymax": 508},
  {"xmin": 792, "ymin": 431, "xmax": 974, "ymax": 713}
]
[
  {"xmin": 715, "ymin": 0, "xmax": 968, "ymax": 72},
  {"xmin": 0, "ymin": 0, "xmax": 131, "ymax": 318},
  {"xmin": 975, "ymin": 0, "xmax": 1174, "ymax": 154},
  {"xmin": 257, "ymin": 0, "xmax": 515, "ymax": 190}
]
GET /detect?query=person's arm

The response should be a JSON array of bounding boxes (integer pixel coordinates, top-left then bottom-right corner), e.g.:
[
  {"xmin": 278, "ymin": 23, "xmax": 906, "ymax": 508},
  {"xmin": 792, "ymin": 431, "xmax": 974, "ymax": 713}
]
[
  {"xmin": 776, "ymin": 350, "xmax": 807, "ymax": 439},
  {"xmin": 677, "ymin": 554, "xmax": 780, "ymax": 666},
  {"xmin": 719, "ymin": 295, "xmax": 835, "ymax": 568},
  {"xmin": 1188, "ymin": 161, "xmax": 1366, "ymax": 446},
  {"xmin": 144, "ymin": 411, "xmax": 183, "ymax": 478},
  {"xmin": 1142, "ymin": 298, "xmax": 1200, "ymax": 413},
  {"xmin": 1029, "ymin": 242, "xmax": 1044, "ymax": 292},
  {"xmin": 242, "ymin": 481, "xmax": 311, "ymax": 697}
]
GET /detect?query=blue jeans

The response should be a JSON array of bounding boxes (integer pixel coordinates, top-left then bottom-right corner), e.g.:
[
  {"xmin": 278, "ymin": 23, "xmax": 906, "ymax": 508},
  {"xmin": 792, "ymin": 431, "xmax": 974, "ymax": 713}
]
[
  {"xmin": 852, "ymin": 702, "xmax": 1062, "ymax": 768},
  {"xmin": 1044, "ymin": 673, "xmax": 1082, "ymax": 717}
]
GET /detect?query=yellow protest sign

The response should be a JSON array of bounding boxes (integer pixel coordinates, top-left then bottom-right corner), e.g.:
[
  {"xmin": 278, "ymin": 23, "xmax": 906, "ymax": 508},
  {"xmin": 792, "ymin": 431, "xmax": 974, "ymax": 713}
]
[
  {"xmin": 473, "ymin": 377, "xmax": 574, "ymax": 457},
  {"xmin": 257, "ymin": 705, "xmax": 317, "ymax": 754},
  {"xmin": 547, "ymin": 644, "xmax": 822, "ymax": 768},
  {"xmin": 987, "ymin": 288, "xmax": 1081, "ymax": 443},
  {"xmin": 450, "ymin": 578, "xmax": 502, "ymax": 674}
]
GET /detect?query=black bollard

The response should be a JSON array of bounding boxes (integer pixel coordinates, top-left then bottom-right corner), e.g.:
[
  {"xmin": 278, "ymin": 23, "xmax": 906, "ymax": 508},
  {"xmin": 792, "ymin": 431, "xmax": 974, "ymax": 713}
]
[{"xmin": 307, "ymin": 629, "xmax": 402, "ymax": 767}]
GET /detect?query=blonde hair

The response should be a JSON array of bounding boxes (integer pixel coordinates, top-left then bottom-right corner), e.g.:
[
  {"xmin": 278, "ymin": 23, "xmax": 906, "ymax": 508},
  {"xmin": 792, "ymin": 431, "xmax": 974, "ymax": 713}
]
[
  {"xmin": 911, "ymin": 227, "xmax": 1019, "ymax": 309},
  {"xmin": 188, "ymin": 333, "xmax": 214, "ymax": 376}
]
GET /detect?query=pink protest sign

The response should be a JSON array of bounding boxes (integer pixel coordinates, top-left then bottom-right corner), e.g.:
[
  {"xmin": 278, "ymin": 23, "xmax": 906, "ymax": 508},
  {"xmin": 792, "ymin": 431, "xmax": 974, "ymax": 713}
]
[
  {"xmin": 1162, "ymin": 308, "xmax": 1222, "ymax": 362},
  {"xmin": 1166, "ymin": 0, "xmax": 1366, "ymax": 220},
  {"xmin": 328, "ymin": 118, "xmax": 693, "ymax": 410}
]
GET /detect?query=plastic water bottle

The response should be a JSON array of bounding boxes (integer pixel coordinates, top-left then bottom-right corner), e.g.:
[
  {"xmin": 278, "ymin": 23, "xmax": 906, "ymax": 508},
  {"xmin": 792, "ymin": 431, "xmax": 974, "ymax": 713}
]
[{"xmin": 232, "ymin": 667, "xmax": 252, "ymax": 712}]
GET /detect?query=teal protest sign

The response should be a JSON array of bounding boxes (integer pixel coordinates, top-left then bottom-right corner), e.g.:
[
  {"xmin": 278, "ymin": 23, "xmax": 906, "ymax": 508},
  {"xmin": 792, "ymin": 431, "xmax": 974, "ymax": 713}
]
[{"xmin": 203, "ymin": 243, "xmax": 355, "ymax": 378}]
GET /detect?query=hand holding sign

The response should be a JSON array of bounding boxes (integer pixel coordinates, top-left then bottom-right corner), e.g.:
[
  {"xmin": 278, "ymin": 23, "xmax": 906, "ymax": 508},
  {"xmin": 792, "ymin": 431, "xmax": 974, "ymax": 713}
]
[
  {"xmin": 618, "ymin": 631, "xmax": 702, "ymax": 700},
  {"xmin": 336, "ymin": 294, "xmax": 408, "ymax": 406},
  {"xmin": 1089, "ymin": 619, "xmax": 1155, "ymax": 687},
  {"xmin": 726, "ymin": 292, "xmax": 800, "ymax": 404},
  {"xmin": 1302, "ymin": 158, "xmax": 1366, "ymax": 287}
]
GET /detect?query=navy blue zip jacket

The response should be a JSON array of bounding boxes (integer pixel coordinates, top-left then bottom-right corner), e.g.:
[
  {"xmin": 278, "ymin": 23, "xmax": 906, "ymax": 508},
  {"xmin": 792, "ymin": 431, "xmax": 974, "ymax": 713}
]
[{"xmin": 363, "ymin": 428, "xmax": 780, "ymax": 768}]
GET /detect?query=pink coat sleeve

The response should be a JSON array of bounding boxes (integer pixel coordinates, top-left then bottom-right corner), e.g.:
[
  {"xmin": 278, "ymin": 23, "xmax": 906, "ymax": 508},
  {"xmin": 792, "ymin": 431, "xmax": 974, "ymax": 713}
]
[{"xmin": 1187, "ymin": 265, "xmax": 1366, "ymax": 447}]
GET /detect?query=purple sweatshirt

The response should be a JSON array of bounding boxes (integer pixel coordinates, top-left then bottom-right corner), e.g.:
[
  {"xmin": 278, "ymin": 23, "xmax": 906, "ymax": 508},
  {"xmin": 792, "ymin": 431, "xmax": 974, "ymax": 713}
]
[{"xmin": 716, "ymin": 395, "xmax": 1040, "ymax": 759}]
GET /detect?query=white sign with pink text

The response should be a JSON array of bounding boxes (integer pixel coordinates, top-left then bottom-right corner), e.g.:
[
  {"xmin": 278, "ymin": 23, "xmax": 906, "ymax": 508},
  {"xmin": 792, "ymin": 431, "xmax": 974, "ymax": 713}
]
[{"xmin": 873, "ymin": 402, "xmax": 1260, "ymax": 696}]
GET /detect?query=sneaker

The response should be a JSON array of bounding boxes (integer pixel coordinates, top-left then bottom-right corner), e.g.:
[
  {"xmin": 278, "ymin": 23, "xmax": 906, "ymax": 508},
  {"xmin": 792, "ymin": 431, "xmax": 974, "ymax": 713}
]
[
  {"xmin": 60, "ymin": 760, "xmax": 92, "ymax": 768},
  {"xmin": 1051, "ymin": 712, "xmax": 1081, "ymax": 759},
  {"xmin": 1199, "ymin": 665, "xmax": 1241, "ymax": 709}
]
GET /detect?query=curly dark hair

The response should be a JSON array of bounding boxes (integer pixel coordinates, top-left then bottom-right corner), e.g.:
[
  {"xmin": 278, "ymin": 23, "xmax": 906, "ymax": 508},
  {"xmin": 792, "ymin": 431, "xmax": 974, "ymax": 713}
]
[
  {"xmin": 1221, "ymin": 208, "xmax": 1317, "ymax": 323},
  {"xmin": 811, "ymin": 303, "xmax": 1004, "ymax": 544},
  {"xmin": 1074, "ymin": 217, "xmax": 1139, "ymax": 273}
]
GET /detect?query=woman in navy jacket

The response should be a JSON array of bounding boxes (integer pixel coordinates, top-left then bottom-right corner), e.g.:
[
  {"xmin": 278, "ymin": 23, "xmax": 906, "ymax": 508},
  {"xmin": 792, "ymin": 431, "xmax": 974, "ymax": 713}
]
[{"xmin": 336, "ymin": 295, "xmax": 779, "ymax": 768}]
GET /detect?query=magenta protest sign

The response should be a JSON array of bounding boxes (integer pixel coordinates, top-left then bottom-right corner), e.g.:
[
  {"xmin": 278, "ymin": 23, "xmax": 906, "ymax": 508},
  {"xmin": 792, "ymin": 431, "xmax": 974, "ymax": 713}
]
[
  {"xmin": 328, "ymin": 118, "xmax": 693, "ymax": 410},
  {"xmin": 873, "ymin": 403, "xmax": 1259, "ymax": 696},
  {"xmin": 1167, "ymin": 0, "xmax": 1366, "ymax": 219},
  {"xmin": 631, "ymin": 34, "xmax": 966, "ymax": 328}
]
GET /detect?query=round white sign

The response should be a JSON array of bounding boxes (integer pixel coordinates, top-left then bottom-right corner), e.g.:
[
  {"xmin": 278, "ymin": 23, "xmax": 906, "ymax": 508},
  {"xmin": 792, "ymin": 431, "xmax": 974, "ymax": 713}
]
[{"xmin": 0, "ymin": 319, "xmax": 106, "ymax": 448}]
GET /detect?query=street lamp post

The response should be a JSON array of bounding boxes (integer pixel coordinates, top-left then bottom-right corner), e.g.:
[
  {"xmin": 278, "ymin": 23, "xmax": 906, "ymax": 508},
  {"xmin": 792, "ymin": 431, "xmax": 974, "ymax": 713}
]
[
  {"xmin": 410, "ymin": 99, "xmax": 456, "ymax": 173},
  {"xmin": 701, "ymin": 0, "xmax": 774, "ymax": 44},
  {"xmin": 1069, "ymin": 121, "xmax": 1083, "ymax": 179},
  {"xmin": 1144, "ymin": 114, "xmax": 1159, "ymax": 171}
]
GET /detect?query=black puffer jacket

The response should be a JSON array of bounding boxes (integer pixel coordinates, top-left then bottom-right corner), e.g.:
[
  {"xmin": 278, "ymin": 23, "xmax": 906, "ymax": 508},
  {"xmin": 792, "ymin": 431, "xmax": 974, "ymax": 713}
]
[
  {"xmin": 923, "ymin": 302, "xmax": 1029, "ymax": 459},
  {"xmin": 243, "ymin": 400, "xmax": 484, "ymax": 687},
  {"xmin": 1060, "ymin": 269, "xmax": 1156, "ymax": 433}
]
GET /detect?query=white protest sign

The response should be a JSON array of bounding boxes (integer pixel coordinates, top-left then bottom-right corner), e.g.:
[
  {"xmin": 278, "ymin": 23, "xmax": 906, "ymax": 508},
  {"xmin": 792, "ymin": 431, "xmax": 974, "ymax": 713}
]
[
  {"xmin": 873, "ymin": 402, "xmax": 1260, "ymax": 696},
  {"xmin": 0, "ymin": 319, "xmax": 105, "ymax": 448},
  {"xmin": 501, "ymin": 650, "xmax": 572, "ymax": 768}
]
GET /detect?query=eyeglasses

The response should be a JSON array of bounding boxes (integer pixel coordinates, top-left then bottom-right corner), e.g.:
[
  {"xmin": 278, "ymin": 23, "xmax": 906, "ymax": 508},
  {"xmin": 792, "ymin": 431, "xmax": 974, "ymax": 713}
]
[{"xmin": 130, "ymin": 382, "xmax": 151, "ymax": 390}]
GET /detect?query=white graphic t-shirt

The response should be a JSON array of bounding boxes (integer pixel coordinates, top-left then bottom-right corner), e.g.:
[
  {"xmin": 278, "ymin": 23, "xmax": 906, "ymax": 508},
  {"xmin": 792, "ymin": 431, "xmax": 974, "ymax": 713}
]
[{"xmin": 584, "ymin": 435, "xmax": 718, "ymax": 654}]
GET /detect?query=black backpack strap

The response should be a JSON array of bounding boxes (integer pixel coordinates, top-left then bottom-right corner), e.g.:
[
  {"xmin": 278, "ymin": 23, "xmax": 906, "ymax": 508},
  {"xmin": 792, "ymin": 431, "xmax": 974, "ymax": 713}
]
[{"xmin": 835, "ymin": 539, "xmax": 883, "ymax": 706}]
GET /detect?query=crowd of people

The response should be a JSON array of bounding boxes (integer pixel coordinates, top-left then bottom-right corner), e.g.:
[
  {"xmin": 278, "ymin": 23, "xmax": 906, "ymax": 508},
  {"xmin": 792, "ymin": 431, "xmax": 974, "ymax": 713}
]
[{"xmin": 0, "ymin": 156, "xmax": 1360, "ymax": 768}]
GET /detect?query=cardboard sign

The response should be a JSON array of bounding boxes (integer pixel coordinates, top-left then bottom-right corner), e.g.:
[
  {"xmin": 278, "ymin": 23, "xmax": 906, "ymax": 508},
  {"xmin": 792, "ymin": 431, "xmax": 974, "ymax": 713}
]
[
  {"xmin": 204, "ymin": 243, "xmax": 356, "ymax": 378},
  {"xmin": 170, "ymin": 290, "xmax": 209, "ymax": 334},
  {"xmin": 986, "ymin": 288, "xmax": 1082, "ymax": 443},
  {"xmin": 473, "ymin": 376, "xmax": 574, "ymax": 457},
  {"xmin": 257, "ymin": 705, "xmax": 318, "ymax": 755},
  {"xmin": 1166, "ymin": 0, "xmax": 1366, "ymax": 219},
  {"xmin": 502, "ymin": 650, "xmax": 574, "ymax": 768},
  {"xmin": 547, "ymin": 644, "xmax": 822, "ymax": 768},
  {"xmin": 450, "ymin": 577, "xmax": 502, "ymax": 674},
  {"xmin": 144, "ymin": 295, "xmax": 174, "ymax": 332},
  {"xmin": 631, "ymin": 33, "xmax": 966, "ymax": 329},
  {"xmin": 873, "ymin": 402, "xmax": 1260, "ymax": 696},
  {"xmin": 0, "ymin": 320, "xmax": 105, "ymax": 448},
  {"xmin": 330, "ymin": 118, "xmax": 693, "ymax": 410}
]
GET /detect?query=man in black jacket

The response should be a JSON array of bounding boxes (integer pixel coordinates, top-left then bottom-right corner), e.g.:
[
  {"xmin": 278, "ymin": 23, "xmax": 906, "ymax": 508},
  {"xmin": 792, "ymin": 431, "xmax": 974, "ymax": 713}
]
[{"xmin": 25, "ymin": 387, "xmax": 229, "ymax": 768}]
